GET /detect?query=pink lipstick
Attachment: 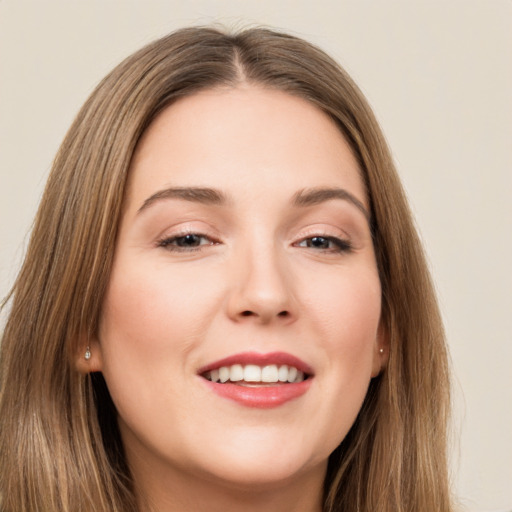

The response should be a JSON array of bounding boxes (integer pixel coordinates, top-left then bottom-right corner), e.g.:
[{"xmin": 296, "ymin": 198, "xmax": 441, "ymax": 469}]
[{"xmin": 198, "ymin": 351, "xmax": 313, "ymax": 408}]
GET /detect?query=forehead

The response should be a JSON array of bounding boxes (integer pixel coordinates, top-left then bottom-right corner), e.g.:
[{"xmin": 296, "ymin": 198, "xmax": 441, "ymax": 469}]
[{"xmin": 126, "ymin": 85, "xmax": 367, "ymax": 211}]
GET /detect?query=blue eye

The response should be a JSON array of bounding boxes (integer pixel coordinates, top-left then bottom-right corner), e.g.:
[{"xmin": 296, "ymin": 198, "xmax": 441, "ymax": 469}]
[{"xmin": 297, "ymin": 236, "xmax": 351, "ymax": 253}]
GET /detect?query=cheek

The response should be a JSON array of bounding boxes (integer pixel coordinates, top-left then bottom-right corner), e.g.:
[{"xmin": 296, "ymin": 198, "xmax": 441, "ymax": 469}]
[
  {"xmin": 100, "ymin": 260, "xmax": 220, "ymax": 352},
  {"xmin": 326, "ymin": 277, "xmax": 381, "ymax": 377},
  {"xmin": 303, "ymin": 262, "xmax": 382, "ymax": 350},
  {"xmin": 97, "ymin": 261, "xmax": 223, "ymax": 407},
  {"xmin": 301, "ymin": 266, "xmax": 381, "ymax": 445}
]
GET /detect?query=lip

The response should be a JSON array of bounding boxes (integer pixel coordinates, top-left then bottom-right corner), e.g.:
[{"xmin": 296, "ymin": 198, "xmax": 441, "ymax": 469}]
[
  {"xmin": 197, "ymin": 351, "xmax": 314, "ymax": 409},
  {"xmin": 202, "ymin": 379, "xmax": 312, "ymax": 408},
  {"xmin": 197, "ymin": 351, "xmax": 314, "ymax": 375}
]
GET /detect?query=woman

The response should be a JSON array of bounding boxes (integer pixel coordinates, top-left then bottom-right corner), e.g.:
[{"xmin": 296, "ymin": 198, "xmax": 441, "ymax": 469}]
[{"xmin": 0, "ymin": 27, "xmax": 454, "ymax": 511}]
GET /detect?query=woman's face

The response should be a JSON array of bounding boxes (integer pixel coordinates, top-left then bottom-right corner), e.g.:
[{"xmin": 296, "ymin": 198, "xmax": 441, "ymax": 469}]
[{"xmin": 93, "ymin": 86, "xmax": 384, "ymax": 493}]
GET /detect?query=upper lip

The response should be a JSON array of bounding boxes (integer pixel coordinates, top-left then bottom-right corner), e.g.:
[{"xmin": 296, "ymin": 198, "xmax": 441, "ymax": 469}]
[{"xmin": 197, "ymin": 351, "xmax": 314, "ymax": 376}]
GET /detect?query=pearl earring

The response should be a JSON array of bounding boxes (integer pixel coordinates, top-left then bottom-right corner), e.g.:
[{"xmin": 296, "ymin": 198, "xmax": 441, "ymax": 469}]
[
  {"xmin": 379, "ymin": 348, "xmax": 384, "ymax": 354},
  {"xmin": 84, "ymin": 346, "xmax": 91, "ymax": 360}
]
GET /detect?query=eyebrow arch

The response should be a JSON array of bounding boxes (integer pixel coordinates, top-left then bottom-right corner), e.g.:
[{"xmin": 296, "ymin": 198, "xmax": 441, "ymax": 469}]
[
  {"xmin": 292, "ymin": 187, "xmax": 370, "ymax": 221},
  {"xmin": 137, "ymin": 187, "xmax": 227, "ymax": 214}
]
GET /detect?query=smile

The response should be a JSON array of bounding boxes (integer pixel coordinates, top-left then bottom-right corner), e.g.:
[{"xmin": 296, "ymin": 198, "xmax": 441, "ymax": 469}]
[
  {"xmin": 203, "ymin": 364, "xmax": 306, "ymax": 384},
  {"xmin": 198, "ymin": 352, "xmax": 313, "ymax": 408}
]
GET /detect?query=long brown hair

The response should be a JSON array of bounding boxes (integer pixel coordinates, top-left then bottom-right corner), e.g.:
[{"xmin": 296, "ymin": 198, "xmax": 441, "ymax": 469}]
[{"xmin": 0, "ymin": 27, "xmax": 453, "ymax": 511}]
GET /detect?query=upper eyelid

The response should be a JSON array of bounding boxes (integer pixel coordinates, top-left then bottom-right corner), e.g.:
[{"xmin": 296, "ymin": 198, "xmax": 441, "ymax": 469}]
[
  {"xmin": 157, "ymin": 233, "xmax": 351, "ymax": 254},
  {"xmin": 294, "ymin": 234, "xmax": 352, "ymax": 250},
  {"xmin": 152, "ymin": 215, "xmax": 358, "ymax": 244},
  {"xmin": 292, "ymin": 224, "xmax": 351, "ymax": 241},
  {"xmin": 296, "ymin": 233, "xmax": 348, "ymax": 242},
  {"xmin": 290, "ymin": 224, "xmax": 363, "ymax": 253},
  {"xmin": 156, "ymin": 224, "xmax": 351, "ymax": 240},
  {"xmin": 158, "ymin": 231, "xmax": 217, "ymax": 243},
  {"xmin": 155, "ymin": 222, "xmax": 220, "ymax": 241},
  {"xmin": 158, "ymin": 231, "xmax": 351, "ymax": 249},
  {"xmin": 156, "ymin": 233, "xmax": 219, "ymax": 253}
]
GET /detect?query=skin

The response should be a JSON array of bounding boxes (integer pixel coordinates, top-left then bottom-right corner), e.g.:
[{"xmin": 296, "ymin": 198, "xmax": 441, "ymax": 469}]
[{"xmin": 83, "ymin": 85, "xmax": 386, "ymax": 512}]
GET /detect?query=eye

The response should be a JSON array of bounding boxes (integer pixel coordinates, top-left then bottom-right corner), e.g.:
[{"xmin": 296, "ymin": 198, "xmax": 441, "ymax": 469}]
[
  {"xmin": 157, "ymin": 233, "xmax": 217, "ymax": 251},
  {"xmin": 296, "ymin": 235, "xmax": 352, "ymax": 253}
]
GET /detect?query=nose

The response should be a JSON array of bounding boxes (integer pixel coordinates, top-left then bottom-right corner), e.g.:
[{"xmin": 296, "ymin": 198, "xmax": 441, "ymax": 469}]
[{"xmin": 226, "ymin": 243, "xmax": 297, "ymax": 325}]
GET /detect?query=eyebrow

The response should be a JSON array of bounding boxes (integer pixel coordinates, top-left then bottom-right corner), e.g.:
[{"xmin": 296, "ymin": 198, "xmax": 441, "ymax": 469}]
[
  {"xmin": 292, "ymin": 187, "xmax": 370, "ymax": 221},
  {"xmin": 137, "ymin": 187, "xmax": 227, "ymax": 214},
  {"xmin": 137, "ymin": 185, "xmax": 370, "ymax": 222}
]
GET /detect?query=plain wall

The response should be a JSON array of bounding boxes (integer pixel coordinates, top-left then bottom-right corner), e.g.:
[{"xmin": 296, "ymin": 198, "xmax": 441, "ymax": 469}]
[{"xmin": 1, "ymin": 1, "xmax": 511, "ymax": 511}]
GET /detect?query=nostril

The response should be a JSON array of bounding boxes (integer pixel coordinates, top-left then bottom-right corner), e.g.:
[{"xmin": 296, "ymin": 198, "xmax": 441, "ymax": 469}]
[{"xmin": 238, "ymin": 310, "xmax": 290, "ymax": 319}]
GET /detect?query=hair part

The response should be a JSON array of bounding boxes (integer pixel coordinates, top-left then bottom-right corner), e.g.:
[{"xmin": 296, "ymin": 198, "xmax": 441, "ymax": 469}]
[{"xmin": 0, "ymin": 26, "xmax": 453, "ymax": 511}]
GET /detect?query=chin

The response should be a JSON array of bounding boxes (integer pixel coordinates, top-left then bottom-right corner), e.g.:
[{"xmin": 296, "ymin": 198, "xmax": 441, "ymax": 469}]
[
  {"xmin": 196, "ymin": 455, "xmax": 325, "ymax": 492},
  {"xmin": 186, "ymin": 432, "xmax": 328, "ymax": 491}
]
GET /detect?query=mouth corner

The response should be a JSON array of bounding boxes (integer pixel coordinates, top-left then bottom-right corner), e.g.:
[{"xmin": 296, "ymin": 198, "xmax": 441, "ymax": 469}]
[
  {"xmin": 198, "ymin": 361, "xmax": 313, "ymax": 408},
  {"xmin": 197, "ymin": 351, "xmax": 314, "ymax": 387}
]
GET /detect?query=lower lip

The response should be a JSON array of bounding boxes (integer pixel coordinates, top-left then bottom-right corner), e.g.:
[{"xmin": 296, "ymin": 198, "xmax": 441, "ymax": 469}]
[{"xmin": 202, "ymin": 379, "xmax": 312, "ymax": 408}]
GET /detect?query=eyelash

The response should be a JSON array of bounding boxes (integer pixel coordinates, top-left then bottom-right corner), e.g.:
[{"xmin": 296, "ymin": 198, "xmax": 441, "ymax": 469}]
[
  {"xmin": 294, "ymin": 235, "xmax": 352, "ymax": 253},
  {"xmin": 157, "ymin": 232, "xmax": 352, "ymax": 254},
  {"xmin": 157, "ymin": 232, "xmax": 218, "ymax": 252}
]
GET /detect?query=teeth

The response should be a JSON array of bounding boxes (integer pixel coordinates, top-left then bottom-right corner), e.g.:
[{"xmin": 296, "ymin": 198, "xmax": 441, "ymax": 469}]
[
  {"xmin": 230, "ymin": 364, "xmax": 244, "ymax": 382},
  {"xmin": 261, "ymin": 365, "xmax": 278, "ymax": 382},
  {"xmin": 205, "ymin": 364, "xmax": 307, "ymax": 384},
  {"xmin": 278, "ymin": 365, "xmax": 289, "ymax": 382},
  {"xmin": 244, "ymin": 365, "xmax": 261, "ymax": 382},
  {"xmin": 287, "ymin": 366, "xmax": 297, "ymax": 383},
  {"xmin": 219, "ymin": 366, "xmax": 230, "ymax": 383}
]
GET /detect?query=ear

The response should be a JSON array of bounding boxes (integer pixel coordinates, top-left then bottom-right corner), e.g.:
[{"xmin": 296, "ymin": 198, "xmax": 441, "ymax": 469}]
[
  {"xmin": 371, "ymin": 320, "xmax": 390, "ymax": 378},
  {"xmin": 75, "ymin": 335, "xmax": 103, "ymax": 374}
]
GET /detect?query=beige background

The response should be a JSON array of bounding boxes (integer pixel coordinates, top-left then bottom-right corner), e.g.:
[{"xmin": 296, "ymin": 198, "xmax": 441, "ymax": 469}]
[{"xmin": 1, "ymin": 1, "xmax": 511, "ymax": 510}]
